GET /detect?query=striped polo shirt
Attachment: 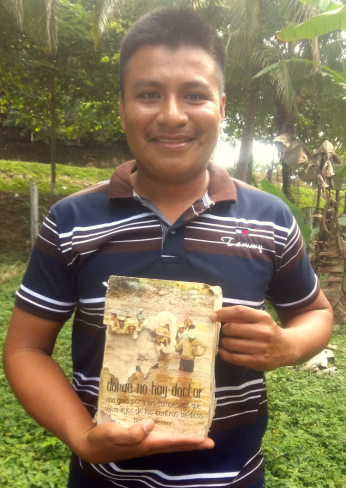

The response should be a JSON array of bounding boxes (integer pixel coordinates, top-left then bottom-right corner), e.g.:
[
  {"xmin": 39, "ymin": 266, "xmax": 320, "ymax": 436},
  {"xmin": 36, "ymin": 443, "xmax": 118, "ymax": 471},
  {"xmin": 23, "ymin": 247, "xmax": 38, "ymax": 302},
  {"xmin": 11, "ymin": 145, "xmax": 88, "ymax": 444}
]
[{"xmin": 15, "ymin": 160, "xmax": 319, "ymax": 487}]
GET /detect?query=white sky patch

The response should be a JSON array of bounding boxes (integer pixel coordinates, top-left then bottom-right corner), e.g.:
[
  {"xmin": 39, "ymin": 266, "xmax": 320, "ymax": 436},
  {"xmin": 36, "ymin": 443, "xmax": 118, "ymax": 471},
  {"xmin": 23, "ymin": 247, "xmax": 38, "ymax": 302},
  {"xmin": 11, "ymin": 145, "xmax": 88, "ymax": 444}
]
[{"xmin": 213, "ymin": 138, "xmax": 278, "ymax": 169}]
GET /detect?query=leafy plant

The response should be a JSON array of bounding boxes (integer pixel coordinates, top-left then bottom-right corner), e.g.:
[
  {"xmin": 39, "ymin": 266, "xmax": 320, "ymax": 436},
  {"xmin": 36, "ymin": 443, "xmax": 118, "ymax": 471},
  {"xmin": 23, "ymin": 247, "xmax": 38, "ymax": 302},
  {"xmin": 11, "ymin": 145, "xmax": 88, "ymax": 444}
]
[
  {"xmin": 0, "ymin": 160, "xmax": 111, "ymax": 197},
  {"xmin": 1, "ymin": 261, "xmax": 345, "ymax": 487},
  {"xmin": 0, "ymin": 263, "xmax": 72, "ymax": 487},
  {"xmin": 263, "ymin": 328, "xmax": 346, "ymax": 487}
]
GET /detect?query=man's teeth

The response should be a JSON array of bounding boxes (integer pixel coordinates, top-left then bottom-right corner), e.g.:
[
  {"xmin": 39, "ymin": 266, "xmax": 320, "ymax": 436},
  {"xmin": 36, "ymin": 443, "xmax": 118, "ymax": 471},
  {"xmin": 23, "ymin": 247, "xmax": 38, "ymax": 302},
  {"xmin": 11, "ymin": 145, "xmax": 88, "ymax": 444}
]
[{"xmin": 155, "ymin": 138, "xmax": 189, "ymax": 143}]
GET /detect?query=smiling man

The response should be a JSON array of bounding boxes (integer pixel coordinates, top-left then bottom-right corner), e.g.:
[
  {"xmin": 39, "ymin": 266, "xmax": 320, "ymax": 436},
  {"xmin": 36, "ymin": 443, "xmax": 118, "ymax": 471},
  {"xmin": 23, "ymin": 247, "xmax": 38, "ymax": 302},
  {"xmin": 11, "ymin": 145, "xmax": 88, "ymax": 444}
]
[{"xmin": 3, "ymin": 7, "xmax": 333, "ymax": 488}]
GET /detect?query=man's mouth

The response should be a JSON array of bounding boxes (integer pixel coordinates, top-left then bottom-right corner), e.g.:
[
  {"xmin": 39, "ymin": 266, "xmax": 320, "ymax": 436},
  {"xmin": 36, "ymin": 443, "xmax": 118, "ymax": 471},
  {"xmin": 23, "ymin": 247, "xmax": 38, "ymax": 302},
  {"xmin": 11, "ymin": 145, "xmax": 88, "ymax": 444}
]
[{"xmin": 154, "ymin": 137, "xmax": 192, "ymax": 144}]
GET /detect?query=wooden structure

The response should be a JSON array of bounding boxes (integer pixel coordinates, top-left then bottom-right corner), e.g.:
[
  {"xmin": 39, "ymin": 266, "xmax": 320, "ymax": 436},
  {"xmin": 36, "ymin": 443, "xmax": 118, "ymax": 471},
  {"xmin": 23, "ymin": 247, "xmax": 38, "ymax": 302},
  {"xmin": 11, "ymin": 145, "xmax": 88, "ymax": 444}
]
[{"xmin": 309, "ymin": 198, "xmax": 346, "ymax": 327}]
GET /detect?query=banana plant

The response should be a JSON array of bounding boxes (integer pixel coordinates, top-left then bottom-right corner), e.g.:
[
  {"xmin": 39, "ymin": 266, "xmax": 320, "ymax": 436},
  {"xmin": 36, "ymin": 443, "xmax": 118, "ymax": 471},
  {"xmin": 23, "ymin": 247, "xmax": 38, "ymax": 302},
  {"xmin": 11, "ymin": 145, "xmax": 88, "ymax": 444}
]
[{"xmin": 277, "ymin": 0, "xmax": 346, "ymax": 41}]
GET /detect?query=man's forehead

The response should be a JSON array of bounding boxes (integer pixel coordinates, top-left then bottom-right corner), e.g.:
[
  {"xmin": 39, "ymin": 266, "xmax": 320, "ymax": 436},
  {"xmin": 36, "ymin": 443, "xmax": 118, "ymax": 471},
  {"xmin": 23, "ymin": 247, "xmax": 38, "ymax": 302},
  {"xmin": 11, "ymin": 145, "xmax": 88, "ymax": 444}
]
[
  {"xmin": 127, "ymin": 43, "xmax": 215, "ymax": 66},
  {"xmin": 123, "ymin": 43, "xmax": 224, "ymax": 92}
]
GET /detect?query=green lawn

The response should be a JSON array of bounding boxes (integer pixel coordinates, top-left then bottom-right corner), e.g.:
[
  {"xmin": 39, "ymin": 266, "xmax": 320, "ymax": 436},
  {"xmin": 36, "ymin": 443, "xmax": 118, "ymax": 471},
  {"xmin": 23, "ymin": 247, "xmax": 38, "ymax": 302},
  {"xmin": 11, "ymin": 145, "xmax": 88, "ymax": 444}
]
[
  {"xmin": 0, "ymin": 264, "xmax": 71, "ymax": 487},
  {"xmin": 1, "ymin": 262, "xmax": 345, "ymax": 487},
  {"xmin": 0, "ymin": 162, "xmax": 345, "ymax": 487}
]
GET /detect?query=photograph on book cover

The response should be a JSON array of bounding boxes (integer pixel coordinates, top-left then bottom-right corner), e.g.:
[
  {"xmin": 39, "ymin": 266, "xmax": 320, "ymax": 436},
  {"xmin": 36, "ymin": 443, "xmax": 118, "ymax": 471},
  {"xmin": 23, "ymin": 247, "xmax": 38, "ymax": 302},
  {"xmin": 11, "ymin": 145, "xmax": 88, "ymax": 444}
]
[{"xmin": 96, "ymin": 275, "xmax": 222, "ymax": 435}]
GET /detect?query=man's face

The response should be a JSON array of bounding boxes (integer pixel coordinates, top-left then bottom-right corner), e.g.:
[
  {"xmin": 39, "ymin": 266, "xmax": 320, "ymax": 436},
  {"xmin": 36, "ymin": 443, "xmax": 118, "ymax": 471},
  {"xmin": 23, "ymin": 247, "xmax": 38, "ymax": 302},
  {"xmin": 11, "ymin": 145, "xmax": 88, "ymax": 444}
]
[{"xmin": 120, "ymin": 45, "xmax": 225, "ymax": 185}]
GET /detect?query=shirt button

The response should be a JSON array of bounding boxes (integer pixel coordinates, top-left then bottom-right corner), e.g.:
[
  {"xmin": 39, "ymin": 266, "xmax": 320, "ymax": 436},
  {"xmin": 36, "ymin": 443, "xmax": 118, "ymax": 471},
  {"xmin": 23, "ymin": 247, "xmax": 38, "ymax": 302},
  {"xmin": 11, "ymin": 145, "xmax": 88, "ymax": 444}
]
[{"xmin": 171, "ymin": 229, "xmax": 176, "ymax": 234}]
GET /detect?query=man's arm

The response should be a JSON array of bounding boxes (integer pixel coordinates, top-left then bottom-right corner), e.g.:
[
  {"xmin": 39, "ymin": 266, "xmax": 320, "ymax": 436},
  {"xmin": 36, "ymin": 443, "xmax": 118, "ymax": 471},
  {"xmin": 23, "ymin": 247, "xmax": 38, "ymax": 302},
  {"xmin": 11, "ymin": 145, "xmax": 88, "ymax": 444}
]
[
  {"xmin": 213, "ymin": 290, "xmax": 333, "ymax": 372},
  {"xmin": 3, "ymin": 307, "xmax": 214, "ymax": 464}
]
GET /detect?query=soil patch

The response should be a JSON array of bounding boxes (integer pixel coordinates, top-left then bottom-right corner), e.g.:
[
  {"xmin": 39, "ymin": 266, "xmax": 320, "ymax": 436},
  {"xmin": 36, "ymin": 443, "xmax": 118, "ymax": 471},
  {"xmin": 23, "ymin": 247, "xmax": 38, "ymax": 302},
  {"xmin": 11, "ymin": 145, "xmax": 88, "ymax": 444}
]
[
  {"xmin": 0, "ymin": 191, "xmax": 59, "ymax": 260},
  {"xmin": 0, "ymin": 134, "xmax": 133, "ymax": 260},
  {"xmin": 0, "ymin": 139, "xmax": 132, "ymax": 168}
]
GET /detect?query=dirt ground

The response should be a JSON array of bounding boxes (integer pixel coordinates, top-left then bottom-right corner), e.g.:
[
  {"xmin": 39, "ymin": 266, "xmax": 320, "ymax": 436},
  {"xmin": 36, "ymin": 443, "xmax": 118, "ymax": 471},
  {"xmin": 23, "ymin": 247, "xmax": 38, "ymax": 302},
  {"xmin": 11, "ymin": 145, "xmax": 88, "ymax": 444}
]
[{"xmin": 0, "ymin": 136, "xmax": 132, "ymax": 260}]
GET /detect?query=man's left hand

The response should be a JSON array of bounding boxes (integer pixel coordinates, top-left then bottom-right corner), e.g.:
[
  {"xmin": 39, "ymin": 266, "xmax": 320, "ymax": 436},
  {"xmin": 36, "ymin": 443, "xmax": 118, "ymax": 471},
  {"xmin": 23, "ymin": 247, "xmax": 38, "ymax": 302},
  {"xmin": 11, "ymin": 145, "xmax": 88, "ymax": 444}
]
[
  {"xmin": 214, "ymin": 306, "xmax": 290, "ymax": 372},
  {"xmin": 212, "ymin": 292, "xmax": 333, "ymax": 372}
]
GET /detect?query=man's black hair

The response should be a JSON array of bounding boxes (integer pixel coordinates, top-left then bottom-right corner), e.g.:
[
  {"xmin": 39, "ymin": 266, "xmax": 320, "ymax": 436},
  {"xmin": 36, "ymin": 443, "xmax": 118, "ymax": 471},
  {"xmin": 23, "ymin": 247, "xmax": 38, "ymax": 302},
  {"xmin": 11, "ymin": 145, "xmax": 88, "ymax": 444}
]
[{"xmin": 119, "ymin": 7, "xmax": 226, "ymax": 95}]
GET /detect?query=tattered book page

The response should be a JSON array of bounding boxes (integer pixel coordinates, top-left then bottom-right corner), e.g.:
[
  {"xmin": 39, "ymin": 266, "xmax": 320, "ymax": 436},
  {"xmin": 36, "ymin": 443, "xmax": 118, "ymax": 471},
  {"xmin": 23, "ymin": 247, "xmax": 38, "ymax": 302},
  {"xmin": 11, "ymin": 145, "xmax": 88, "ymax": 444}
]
[{"xmin": 95, "ymin": 276, "xmax": 222, "ymax": 435}]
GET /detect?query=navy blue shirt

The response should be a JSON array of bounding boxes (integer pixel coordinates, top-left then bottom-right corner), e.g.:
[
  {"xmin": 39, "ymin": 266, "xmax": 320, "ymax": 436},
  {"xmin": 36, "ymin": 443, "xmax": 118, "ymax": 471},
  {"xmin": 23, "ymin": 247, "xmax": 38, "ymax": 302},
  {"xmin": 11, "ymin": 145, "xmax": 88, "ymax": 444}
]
[{"xmin": 16, "ymin": 161, "xmax": 319, "ymax": 487}]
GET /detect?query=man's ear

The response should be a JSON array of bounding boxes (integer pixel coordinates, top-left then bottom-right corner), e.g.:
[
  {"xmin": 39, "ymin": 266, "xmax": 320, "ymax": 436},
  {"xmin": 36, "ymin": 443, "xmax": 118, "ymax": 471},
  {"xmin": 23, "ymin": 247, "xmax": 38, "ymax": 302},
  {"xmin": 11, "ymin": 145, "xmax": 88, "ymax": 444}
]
[{"xmin": 119, "ymin": 95, "xmax": 126, "ymax": 131}]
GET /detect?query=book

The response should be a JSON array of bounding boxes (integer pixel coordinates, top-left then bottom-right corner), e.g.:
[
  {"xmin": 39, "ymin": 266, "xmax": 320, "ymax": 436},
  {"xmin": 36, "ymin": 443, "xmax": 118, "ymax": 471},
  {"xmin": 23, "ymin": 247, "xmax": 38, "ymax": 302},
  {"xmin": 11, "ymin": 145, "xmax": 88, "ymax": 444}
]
[{"xmin": 94, "ymin": 275, "xmax": 222, "ymax": 436}]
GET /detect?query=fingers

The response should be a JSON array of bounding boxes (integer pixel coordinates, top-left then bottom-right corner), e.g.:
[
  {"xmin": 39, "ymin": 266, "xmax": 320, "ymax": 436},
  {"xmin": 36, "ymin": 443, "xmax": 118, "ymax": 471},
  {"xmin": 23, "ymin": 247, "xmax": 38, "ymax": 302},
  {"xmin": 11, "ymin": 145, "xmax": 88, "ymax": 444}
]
[
  {"xmin": 218, "ymin": 347, "xmax": 256, "ymax": 369},
  {"xmin": 211, "ymin": 305, "xmax": 268, "ymax": 325},
  {"xmin": 213, "ymin": 306, "xmax": 286, "ymax": 371},
  {"xmin": 116, "ymin": 419, "xmax": 155, "ymax": 445},
  {"xmin": 79, "ymin": 420, "xmax": 214, "ymax": 464},
  {"xmin": 141, "ymin": 431, "xmax": 214, "ymax": 456}
]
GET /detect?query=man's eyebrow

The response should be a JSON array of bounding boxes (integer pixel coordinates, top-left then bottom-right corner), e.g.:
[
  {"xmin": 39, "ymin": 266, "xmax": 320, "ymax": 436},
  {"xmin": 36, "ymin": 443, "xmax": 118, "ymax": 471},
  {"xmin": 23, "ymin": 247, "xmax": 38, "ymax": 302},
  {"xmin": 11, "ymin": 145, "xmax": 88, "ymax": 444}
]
[
  {"xmin": 182, "ymin": 81, "xmax": 212, "ymax": 90},
  {"xmin": 132, "ymin": 79, "xmax": 212, "ymax": 91},
  {"xmin": 133, "ymin": 80, "xmax": 162, "ymax": 89}
]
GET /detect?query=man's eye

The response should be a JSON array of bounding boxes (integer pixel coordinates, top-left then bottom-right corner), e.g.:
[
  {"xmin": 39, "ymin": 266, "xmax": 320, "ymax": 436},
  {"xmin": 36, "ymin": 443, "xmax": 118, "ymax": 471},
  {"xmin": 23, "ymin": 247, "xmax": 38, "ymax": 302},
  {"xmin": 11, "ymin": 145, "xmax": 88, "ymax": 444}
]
[
  {"xmin": 185, "ymin": 93, "xmax": 205, "ymax": 101},
  {"xmin": 140, "ymin": 92, "xmax": 159, "ymax": 99}
]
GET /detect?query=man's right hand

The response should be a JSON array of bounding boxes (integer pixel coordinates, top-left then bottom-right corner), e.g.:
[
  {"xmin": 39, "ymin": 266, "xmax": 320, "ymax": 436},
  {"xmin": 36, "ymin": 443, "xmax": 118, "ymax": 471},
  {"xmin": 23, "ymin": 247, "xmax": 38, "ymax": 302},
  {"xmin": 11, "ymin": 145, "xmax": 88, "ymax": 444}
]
[
  {"xmin": 4, "ymin": 309, "xmax": 215, "ymax": 466},
  {"xmin": 77, "ymin": 420, "xmax": 214, "ymax": 464}
]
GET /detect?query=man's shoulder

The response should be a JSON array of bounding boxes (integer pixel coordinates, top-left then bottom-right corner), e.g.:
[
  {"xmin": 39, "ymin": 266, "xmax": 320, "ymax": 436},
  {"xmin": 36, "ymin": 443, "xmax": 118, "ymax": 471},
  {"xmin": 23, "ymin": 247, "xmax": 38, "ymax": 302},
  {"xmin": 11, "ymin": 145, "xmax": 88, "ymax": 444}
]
[
  {"xmin": 46, "ymin": 180, "xmax": 111, "ymax": 232},
  {"xmin": 232, "ymin": 178, "xmax": 262, "ymax": 192},
  {"xmin": 232, "ymin": 178, "xmax": 292, "ymax": 213},
  {"xmin": 52, "ymin": 179, "xmax": 110, "ymax": 209}
]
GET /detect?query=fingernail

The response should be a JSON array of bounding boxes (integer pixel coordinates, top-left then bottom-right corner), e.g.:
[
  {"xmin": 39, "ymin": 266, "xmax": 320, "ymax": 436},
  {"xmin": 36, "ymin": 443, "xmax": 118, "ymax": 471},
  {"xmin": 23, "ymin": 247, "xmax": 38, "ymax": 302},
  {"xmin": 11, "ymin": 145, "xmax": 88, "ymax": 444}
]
[
  {"xmin": 210, "ymin": 312, "xmax": 217, "ymax": 321},
  {"xmin": 142, "ymin": 420, "xmax": 154, "ymax": 435}
]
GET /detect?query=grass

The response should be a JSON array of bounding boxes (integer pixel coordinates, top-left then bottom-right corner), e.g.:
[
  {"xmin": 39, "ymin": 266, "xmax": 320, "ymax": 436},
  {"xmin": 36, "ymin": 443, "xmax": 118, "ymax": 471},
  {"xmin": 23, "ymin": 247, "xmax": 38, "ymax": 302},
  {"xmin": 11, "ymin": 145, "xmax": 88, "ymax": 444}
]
[
  {"xmin": 0, "ymin": 264, "xmax": 72, "ymax": 488},
  {"xmin": 1, "ymin": 261, "xmax": 345, "ymax": 487},
  {"xmin": 1, "ymin": 161, "xmax": 345, "ymax": 487},
  {"xmin": 263, "ymin": 338, "xmax": 346, "ymax": 487},
  {"xmin": 0, "ymin": 160, "xmax": 112, "ymax": 197}
]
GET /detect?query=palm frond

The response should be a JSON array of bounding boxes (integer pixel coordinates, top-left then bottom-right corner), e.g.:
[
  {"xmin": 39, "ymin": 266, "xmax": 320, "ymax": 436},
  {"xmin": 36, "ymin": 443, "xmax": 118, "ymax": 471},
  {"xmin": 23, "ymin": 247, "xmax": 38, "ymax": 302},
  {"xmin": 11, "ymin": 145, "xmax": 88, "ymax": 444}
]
[
  {"xmin": 216, "ymin": 0, "xmax": 261, "ymax": 45},
  {"xmin": 2, "ymin": 0, "xmax": 24, "ymax": 27},
  {"xmin": 3, "ymin": 0, "xmax": 60, "ymax": 54},
  {"xmin": 253, "ymin": 58, "xmax": 297, "ymax": 112},
  {"xmin": 94, "ymin": 0, "xmax": 200, "ymax": 43}
]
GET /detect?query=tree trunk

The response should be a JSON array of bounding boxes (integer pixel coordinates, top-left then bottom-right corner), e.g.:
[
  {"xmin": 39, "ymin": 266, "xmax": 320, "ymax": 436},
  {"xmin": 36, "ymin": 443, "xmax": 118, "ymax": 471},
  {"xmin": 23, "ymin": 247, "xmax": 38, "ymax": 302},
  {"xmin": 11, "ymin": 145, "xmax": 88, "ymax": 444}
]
[
  {"xmin": 282, "ymin": 162, "xmax": 292, "ymax": 201},
  {"xmin": 234, "ymin": 78, "xmax": 260, "ymax": 182},
  {"xmin": 49, "ymin": 56, "xmax": 57, "ymax": 194},
  {"xmin": 246, "ymin": 151, "xmax": 254, "ymax": 185},
  {"xmin": 274, "ymin": 98, "xmax": 295, "ymax": 201}
]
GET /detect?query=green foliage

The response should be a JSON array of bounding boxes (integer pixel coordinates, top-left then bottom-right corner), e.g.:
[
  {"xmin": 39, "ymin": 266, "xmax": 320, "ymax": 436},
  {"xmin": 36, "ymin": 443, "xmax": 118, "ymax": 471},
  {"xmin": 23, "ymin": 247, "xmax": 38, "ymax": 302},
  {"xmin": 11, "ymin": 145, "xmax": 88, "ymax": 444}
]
[
  {"xmin": 0, "ymin": 0, "xmax": 126, "ymax": 145},
  {"xmin": 1, "ymin": 263, "xmax": 345, "ymax": 486},
  {"xmin": 0, "ymin": 160, "xmax": 111, "ymax": 196},
  {"xmin": 290, "ymin": 183, "xmax": 317, "ymax": 209},
  {"xmin": 0, "ymin": 262, "xmax": 72, "ymax": 487},
  {"xmin": 277, "ymin": 1, "xmax": 346, "ymax": 41},
  {"xmin": 263, "ymin": 328, "xmax": 346, "ymax": 487}
]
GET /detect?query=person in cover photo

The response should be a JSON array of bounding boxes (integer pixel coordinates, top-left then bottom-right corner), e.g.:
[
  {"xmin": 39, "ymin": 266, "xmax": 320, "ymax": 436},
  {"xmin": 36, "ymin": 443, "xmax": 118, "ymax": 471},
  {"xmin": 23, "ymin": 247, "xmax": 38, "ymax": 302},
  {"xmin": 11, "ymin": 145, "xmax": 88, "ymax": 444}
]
[
  {"xmin": 3, "ymin": 6, "xmax": 333, "ymax": 488},
  {"xmin": 176, "ymin": 328, "xmax": 207, "ymax": 373}
]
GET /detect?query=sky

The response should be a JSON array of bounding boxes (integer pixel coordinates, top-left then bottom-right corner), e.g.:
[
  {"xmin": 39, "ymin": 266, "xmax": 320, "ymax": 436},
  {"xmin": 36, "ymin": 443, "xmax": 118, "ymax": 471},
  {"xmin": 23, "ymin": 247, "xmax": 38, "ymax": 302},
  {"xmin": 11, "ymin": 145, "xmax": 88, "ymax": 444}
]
[{"xmin": 213, "ymin": 138, "xmax": 278, "ymax": 170}]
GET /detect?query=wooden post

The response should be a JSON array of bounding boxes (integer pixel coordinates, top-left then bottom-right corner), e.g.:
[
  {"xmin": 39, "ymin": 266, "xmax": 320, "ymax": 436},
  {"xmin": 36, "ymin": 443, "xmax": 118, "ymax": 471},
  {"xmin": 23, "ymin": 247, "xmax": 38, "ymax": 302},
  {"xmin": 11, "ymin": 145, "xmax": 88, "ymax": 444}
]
[
  {"xmin": 30, "ymin": 180, "xmax": 39, "ymax": 248},
  {"xmin": 315, "ymin": 187, "xmax": 321, "ymax": 214},
  {"xmin": 335, "ymin": 189, "xmax": 340, "ymax": 214},
  {"xmin": 305, "ymin": 207, "xmax": 312, "ymax": 227}
]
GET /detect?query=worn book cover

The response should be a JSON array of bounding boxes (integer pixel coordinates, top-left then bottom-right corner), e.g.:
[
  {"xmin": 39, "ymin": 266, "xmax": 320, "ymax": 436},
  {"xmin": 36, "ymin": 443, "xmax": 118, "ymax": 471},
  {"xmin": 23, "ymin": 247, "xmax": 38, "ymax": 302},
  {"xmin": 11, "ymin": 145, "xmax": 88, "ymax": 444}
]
[{"xmin": 95, "ymin": 275, "xmax": 222, "ymax": 435}]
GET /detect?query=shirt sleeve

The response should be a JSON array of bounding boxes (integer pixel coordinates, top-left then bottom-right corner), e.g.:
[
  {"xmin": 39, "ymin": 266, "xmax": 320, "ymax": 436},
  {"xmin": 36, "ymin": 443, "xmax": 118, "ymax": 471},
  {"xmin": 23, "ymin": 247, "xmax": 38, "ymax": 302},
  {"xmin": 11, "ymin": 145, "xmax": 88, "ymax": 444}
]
[
  {"xmin": 15, "ymin": 210, "xmax": 78, "ymax": 322},
  {"xmin": 266, "ymin": 207, "xmax": 319, "ymax": 310}
]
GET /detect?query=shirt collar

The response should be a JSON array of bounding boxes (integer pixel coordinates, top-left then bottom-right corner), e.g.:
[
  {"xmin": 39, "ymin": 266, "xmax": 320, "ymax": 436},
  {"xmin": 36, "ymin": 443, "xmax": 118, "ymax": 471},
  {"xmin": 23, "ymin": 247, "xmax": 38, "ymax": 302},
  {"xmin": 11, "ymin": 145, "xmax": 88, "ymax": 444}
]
[{"xmin": 108, "ymin": 159, "xmax": 237, "ymax": 204}]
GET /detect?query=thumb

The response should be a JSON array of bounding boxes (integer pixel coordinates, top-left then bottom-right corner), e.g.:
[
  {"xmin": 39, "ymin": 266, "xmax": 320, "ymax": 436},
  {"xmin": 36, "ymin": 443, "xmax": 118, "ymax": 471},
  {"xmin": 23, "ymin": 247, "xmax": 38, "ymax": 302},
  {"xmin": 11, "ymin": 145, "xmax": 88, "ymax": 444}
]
[{"xmin": 122, "ymin": 419, "xmax": 155, "ymax": 445}]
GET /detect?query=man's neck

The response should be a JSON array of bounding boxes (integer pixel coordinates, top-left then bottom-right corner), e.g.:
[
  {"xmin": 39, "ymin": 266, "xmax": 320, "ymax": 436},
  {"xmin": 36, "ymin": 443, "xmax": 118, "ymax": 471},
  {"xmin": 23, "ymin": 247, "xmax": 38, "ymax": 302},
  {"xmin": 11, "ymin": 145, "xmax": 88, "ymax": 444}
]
[{"xmin": 130, "ymin": 170, "xmax": 209, "ymax": 225}]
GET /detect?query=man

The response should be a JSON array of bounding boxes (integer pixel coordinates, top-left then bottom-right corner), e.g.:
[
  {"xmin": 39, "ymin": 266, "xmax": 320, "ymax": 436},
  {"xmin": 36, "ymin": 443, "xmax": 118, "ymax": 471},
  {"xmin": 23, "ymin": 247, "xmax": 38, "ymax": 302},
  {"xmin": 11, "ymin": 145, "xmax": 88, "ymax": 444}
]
[
  {"xmin": 3, "ymin": 7, "xmax": 333, "ymax": 488},
  {"xmin": 126, "ymin": 323, "xmax": 138, "ymax": 339},
  {"xmin": 116, "ymin": 316, "xmax": 126, "ymax": 333},
  {"xmin": 176, "ymin": 324, "xmax": 188, "ymax": 343},
  {"xmin": 136, "ymin": 308, "xmax": 145, "ymax": 328},
  {"xmin": 176, "ymin": 327, "xmax": 206, "ymax": 373}
]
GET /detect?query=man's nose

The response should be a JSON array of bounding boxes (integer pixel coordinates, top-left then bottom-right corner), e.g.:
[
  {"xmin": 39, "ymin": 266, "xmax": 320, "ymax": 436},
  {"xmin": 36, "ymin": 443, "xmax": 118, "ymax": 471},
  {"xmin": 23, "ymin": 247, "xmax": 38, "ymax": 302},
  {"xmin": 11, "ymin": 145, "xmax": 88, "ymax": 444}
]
[{"xmin": 156, "ymin": 96, "xmax": 188, "ymax": 127}]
